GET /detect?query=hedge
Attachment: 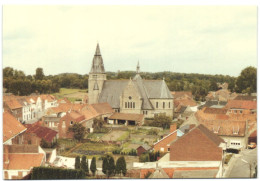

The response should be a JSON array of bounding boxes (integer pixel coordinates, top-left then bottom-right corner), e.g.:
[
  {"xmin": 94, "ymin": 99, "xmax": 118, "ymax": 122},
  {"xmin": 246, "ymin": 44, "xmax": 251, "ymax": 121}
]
[{"xmin": 31, "ymin": 167, "xmax": 86, "ymax": 179}]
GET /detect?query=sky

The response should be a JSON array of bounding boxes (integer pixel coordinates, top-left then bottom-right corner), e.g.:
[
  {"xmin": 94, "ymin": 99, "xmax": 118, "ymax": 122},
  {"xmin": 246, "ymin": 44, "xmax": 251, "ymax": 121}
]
[{"xmin": 2, "ymin": 5, "xmax": 257, "ymax": 77}]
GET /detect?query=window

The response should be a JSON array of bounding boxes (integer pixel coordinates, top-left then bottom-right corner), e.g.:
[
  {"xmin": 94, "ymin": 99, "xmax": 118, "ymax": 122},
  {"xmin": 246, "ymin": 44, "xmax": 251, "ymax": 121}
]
[
  {"xmin": 169, "ymin": 102, "xmax": 170, "ymax": 108},
  {"xmin": 125, "ymin": 102, "xmax": 127, "ymax": 108},
  {"xmin": 160, "ymin": 148, "xmax": 164, "ymax": 152},
  {"xmin": 128, "ymin": 102, "xmax": 130, "ymax": 108},
  {"xmin": 156, "ymin": 102, "xmax": 158, "ymax": 108},
  {"xmin": 163, "ymin": 102, "xmax": 165, "ymax": 109},
  {"xmin": 168, "ymin": 148, "xmax": 170, "ymax": 152},
  {"xmin": 70, "ymin": 121, "xmax": 73, "ymax": 125},
  {"xmin": 133, "ymin": 102, "xmax": 135, "ymax": 108},
  {"xmin": 240, "ymin": 110, "xmax": 243, "ymax": 114},
  {"xmin": 130, "ymin": 102, "xmax": 132, "ymax": 108}
]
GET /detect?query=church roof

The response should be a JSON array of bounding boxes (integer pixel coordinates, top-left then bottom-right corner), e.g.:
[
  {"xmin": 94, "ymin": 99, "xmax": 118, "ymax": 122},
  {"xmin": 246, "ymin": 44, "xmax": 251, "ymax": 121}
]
[
  {"xmin": 98, "ymin": 75, "xmax": 173, "ymax": 109},
  {"xmin": 90, "ymin": 43, "xmax": 105, "ymax": 74}
]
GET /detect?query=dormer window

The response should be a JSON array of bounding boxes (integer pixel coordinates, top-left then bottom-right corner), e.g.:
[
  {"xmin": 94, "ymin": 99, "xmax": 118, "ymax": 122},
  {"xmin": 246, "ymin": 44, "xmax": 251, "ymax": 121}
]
[{"xmin": 232, "ymin": 126, "xmax": 239, "ymax": 135}]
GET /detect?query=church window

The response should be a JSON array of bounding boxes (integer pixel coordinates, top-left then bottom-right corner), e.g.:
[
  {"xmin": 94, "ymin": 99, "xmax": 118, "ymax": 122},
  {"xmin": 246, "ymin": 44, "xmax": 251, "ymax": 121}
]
[
  {"xmin": 130, "ymin": 102, "xmax": 132, "ymax": 108},
  {"xmin": 163, "ymin": 102, "xmax": 165, "ymax": 109},
  {"xmin": 133, "ymin": 102, "xmax": 135, "ymax": 108},
  {"xmin": 125, "ymin": 102, "xmax": 127, "ymax": 108},
  {"xmin": 128, "ymin": 102, "xmax": 130, "ymax": 108},
  {"xmin": 156, "ymin": 102, "xmax": 158, "ymax": 108},
  {"xmin": 169, "ymin": 102, "xmax": 170, "ymax": 108}
]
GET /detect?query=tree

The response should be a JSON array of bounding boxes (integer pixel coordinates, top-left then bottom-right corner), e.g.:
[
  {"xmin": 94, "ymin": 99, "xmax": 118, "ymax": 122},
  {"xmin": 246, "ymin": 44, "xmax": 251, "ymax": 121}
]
[
  {"xmin": 209, "ymin": 80, "xmax": 218, "ymax": 91},
  {"xmin": 35, "ymin": 67, "xmax": 44, "ymax": 80},
  {"xmin": 81, "ymin": 156, "xmax": 89, "ymax": 174},
  {"xmin": 153, "ymin": 114, "xmax": 172, "ymax": 129},
  {"xmin": 90, "ymin": 157, "xmax": 96, "ymax": 176},
  {"xmin": 236, "ymin": 66, "xmax": 257, "ymax": 94},
  {"xmin": 107, "ymin": 156, "xmax": 115, "ymax": 177},
  {"xmin": 115, "ymin": 156, "xmax": 127, "ymax": 176},
  {"xmin": 75, "ymin": 156, "xmax": 81, "ymax": 170},
  {"xmin": 102, "ymin": 156, "xmax": 108, "ymax": 175},
  {"xmin": 68, "ymin": 123, "xmax": 86, "ymax": 142}
]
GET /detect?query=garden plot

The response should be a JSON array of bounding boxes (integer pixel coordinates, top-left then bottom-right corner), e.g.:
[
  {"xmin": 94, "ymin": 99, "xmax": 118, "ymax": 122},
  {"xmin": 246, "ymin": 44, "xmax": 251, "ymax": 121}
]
[{"xmin": 101, "ymin": 131, "xmax": 129, "ymax": 141}]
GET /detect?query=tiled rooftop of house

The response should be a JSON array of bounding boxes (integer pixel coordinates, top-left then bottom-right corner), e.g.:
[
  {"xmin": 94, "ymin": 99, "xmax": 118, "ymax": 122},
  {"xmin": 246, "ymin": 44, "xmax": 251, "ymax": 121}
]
[
  {"xmin": 3, "ymin": 111, "xmax": 27, "ymax": 143},
  {"xmin": 25, "ymin": 124, "xmax": 58, "ymax": 143}
]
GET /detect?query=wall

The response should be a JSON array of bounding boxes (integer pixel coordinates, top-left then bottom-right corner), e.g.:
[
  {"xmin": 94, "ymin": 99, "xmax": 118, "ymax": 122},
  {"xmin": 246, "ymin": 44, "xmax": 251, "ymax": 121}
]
[
  {"xmin": 221, "ymin": 136, "xmax": 247, "ymax": 149},
  {"xmin": 154, "ymin": 131, "xmax": 177, "ymax": 153}
]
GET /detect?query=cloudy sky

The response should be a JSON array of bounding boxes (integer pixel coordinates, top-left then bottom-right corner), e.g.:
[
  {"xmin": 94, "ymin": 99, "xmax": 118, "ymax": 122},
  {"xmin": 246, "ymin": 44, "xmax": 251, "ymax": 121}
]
[{"xmin": 3, "ymin": 5, "xmax": 257, "ymax": 77}]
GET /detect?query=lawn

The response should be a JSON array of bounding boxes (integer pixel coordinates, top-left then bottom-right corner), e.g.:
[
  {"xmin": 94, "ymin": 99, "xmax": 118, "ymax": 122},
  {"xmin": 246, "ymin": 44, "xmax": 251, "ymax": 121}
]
[{"xmin": 53, "ymin": 88, "xmax": 88, "ymax": 102}]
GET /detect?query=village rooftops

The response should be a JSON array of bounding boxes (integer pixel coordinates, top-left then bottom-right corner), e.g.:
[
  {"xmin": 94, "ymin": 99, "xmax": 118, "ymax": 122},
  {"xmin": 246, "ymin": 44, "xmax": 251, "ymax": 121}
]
[
  {"xmin": 25, "ymin": 124, "xmax": 58, "ymax": 143},
  {"xmin": 198, "ymin": 120, "xmax": 246, "ymax": 137},
  {"xmin": 225, "ymin": 99, "xmax": 257, "ymax": 110},
  {"xmin": 234, "ymin": 95, "xmax": 257, "ymax": 101},
  {"xmin": 4, "ymin": 153, "xmax": 44, "ymax": 170},
  {"xmin": 3, "ymin": 111, "xmax": 27, "ymax": 143},
  {"xmin": 169, "ymin": 124, "xmax": 225, "ymax": 161}
]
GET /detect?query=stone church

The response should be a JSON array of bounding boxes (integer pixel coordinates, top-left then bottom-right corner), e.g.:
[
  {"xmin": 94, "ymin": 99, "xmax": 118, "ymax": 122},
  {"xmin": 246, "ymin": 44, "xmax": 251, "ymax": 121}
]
[{"xmin": 88, "ymin": 44, "xmax": 174, "ymax": 118}]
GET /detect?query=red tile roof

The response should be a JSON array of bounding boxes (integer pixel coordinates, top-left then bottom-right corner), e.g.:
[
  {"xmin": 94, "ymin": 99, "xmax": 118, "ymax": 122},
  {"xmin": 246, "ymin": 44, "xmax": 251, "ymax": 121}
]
[
  {"xmin": 90, "ymin": 102, "xmax": 114, "ymax": 115},
  {"xmin": 4, "ymin": 99, "xmax": 23, "ymax": 109},
  {"xmin": 198, "ymin": 120, "xmax": 246, "ymax": 137},
  {"xmin": 204, "ymin": 107, "xmax": 228, "ymax": 114},
  {"xmin": 171, "ymin": 91, "xmax": 193, "ymax": 99},
  {"xmin": 170, "ymin": 124, "xmax": 224, "ymax": 161},
  {"xmin": 25, "ymin": 124, "xmax": 58, "ymax": 143},
  {"xmin": 109, "ymin": 112, "xmax": 144, "ymax": 122},
  {"xmin": 3, "ymin": 111, "xmax": 27, "ymax": 143},
  {"xmin": 4, "ymin": 153, "xmax": 44, "ymax": 170},
  {"xmin": 40, "ymin": 94, "xmax": 56, "ymax": 102},
  {"xmin": 225, "ymin": 100, "xmax": 257, "ymax": 110}
]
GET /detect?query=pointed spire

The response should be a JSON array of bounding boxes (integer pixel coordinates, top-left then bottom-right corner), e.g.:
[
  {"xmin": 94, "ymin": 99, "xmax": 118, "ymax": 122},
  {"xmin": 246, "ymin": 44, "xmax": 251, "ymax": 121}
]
[
  {"xmin": 136, "ymin": 61, "xmax": 140, "ymax": 74},
  {"xmin": 95, "ymin": 43, "xmax": 101, "ymax": 56},
  {"xmin": 90, "ymin": 43, "xmax": 105, "ymax": 74}
]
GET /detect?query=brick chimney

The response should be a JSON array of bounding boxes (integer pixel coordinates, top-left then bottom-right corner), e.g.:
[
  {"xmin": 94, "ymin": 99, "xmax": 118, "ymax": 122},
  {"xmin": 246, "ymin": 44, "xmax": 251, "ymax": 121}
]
[
  {"xmin": 4, "ymin": 145, "xmax": 9, "ymax": 164},
  {"xmin": 170, "ymin": 123, "xmax": 177, "ymax": 133}
]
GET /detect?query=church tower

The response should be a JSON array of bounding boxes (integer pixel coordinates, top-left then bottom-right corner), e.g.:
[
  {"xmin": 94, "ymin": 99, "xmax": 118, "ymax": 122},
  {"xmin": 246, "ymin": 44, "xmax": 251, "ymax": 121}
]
[{"xmin": 88, "ymin": 43, "xmax": 107, "ymax": 104}]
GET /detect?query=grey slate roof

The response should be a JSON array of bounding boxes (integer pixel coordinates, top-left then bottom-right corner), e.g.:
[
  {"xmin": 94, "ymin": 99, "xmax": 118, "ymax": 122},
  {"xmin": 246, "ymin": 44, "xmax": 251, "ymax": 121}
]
[
  {"xmin": 98, "ymin": 74, "xmax": 173, "ymax": 109},
  {"xmin": 98, "ymin": 80, "xmax": 129, "ymax": 108},
  {"xmin": 90, "ymin": 43, "xmax": 105, "ymax": 74}
]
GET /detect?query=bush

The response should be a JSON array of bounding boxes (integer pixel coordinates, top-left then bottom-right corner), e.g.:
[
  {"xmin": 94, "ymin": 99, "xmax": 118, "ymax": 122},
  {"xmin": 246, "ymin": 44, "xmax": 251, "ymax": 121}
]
[
  {"xmin": 147, "ymin": 129, "xmax": 159, "ymax": 135},
  {"xmin": 31, "ymin": 167, "xmax": 85, "ymax": 179},
  {"xmin": 224, "ymin": 154, "xmax": 233, "ymax": 164},
  {"xmin": 144, "ymin": 114, "xmax": 172, "ymax": 129}
]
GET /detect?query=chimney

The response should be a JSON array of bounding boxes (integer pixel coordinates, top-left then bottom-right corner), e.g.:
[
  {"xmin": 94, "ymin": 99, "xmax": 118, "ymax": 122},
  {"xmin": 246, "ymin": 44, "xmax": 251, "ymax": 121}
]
[
  {"xmin": 4, "ymin": 145, "xmax": 9, "ymax": 164},
  {"xmin": 170, "ymin": 123, "xmax": 177, "ymax": 133}
]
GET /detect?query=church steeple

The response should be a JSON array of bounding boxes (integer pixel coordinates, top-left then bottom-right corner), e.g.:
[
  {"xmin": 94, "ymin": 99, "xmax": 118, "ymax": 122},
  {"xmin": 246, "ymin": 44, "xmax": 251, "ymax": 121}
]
[
  {"xmin": 90, "ymin": 43, "xmax": 105, "ymax": 73},
  {"xmin": 136, "ymin": 61, "xmax": 140, "ymax": 74}
]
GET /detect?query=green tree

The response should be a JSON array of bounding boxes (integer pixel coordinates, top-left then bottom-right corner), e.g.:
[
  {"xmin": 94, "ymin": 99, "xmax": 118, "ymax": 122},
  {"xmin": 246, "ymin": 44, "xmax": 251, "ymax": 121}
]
[
  {"xmin": 3, "ymin": 67, "xmax": 14, "ymax": 78},
  {"xmin": 107, "ymin": 156, "xmax": 115, "ymax": 177},
  {"xmin": 90, "ymin": 157, "xmax": 96, "ymax": 176},
  {"xmin": 81, "ymin": 156, "xmax": 89, "ymax": 174},
  {"xmin": 209, "ymin": 80, "xmax": 218, "ymax": 91},
  {"xmin": 75, "ymin": 156, "xmax": 81, "ymax": 170},
  {"xmin": 68, "ymin": 123, "xmax": 86, "ymax": 142},
  {"xmin": 236, "ymin": 66, "xmax": 257, "ymax": 94},
  {"xmin": 35, "ymin": 67, "xmax": 44, "ymax": 80},
  {"xmin": 115, "ymin": 156, "xmax": 127, "ymax": 176},
  {"xmin": 102, "ymin": 156, "xmax": 108, "ymax": 175}
]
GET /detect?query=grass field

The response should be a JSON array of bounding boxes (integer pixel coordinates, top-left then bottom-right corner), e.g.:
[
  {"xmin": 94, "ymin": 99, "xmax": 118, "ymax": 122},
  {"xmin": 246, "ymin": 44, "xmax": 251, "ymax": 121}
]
[{"xmin": 53, "ymin": 88, "xmax": 88, "ymax": 102}]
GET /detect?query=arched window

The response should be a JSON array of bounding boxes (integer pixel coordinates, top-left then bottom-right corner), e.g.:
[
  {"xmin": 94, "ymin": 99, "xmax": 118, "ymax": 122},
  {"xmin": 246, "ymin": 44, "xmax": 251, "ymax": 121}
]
[
  {"xmin": 163, "ymin": 102, "xmax": 165, "ymax": 109},
  {"xmin": 125, "ymin": 102, "xmax": 127, "ymax": 108},
  {"xmin": 133, "ymin": 102, "xmax": 135, "ymax": 108},
  {"xmin": 169, "ymin": 102, "xmax": 170, "ymax": 108},
  {"xmin": 156, "ymin": 102, "xmax": 158, "ymax": 108},
  {"xmin": 128, "ymin": 102, "xmax": 130, "ymax": 108},
  {"xmin": 130, "ymin": 102, "xmax": 132, "ymax": 108}
]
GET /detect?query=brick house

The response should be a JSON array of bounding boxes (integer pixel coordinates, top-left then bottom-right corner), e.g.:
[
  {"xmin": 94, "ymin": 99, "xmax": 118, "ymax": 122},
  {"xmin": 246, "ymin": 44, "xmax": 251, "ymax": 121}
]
[
  {"xmin": 153, "ymin": 124, "xmax": 181, "ymax": 153},
  {"xmin": 3, "ymin": 111, "xmax": 45, "ymax": 179},
  {"xmin": 134, "ymin": 124, "xmax": 226, "ymax": 178},
  {"xmin": 137, "ymin": 144, "xmax": 152, "ymax": 156},
  {"xmin": 58, "ymin": 111, "xmax": 86, "ymax": 139},
  {"xmin": 23, "ymin": 123, "xmax": 58, "ymax": 146}
]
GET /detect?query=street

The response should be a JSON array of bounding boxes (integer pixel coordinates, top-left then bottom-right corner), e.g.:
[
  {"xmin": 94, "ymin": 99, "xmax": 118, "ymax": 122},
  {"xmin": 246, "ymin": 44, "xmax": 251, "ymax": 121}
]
[{"xmin": 227, "ymin": 148, "xmax": 257, "ymax": 178}]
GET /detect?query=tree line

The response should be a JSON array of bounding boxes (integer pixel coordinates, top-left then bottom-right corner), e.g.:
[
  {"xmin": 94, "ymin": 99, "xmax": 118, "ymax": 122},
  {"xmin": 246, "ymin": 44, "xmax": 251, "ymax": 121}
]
[{"xmin": 3, "ymin": 66, "xmax": 256, "ymax": 100}]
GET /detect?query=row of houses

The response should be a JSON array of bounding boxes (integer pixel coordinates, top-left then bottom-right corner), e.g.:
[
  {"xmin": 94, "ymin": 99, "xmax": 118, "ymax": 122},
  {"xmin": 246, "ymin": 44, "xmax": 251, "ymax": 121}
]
[{"xmin": 3, "ymin": 94, "xmax": 57, "ymax": 124}]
